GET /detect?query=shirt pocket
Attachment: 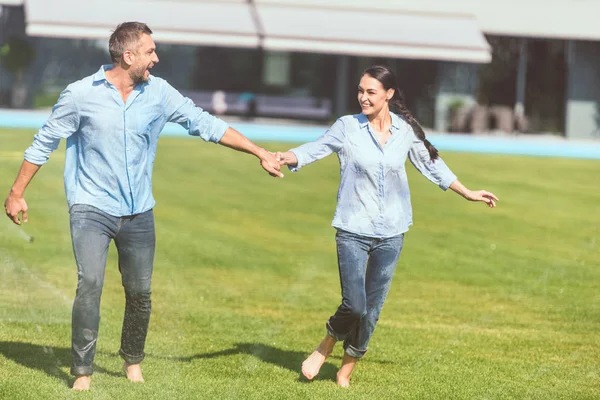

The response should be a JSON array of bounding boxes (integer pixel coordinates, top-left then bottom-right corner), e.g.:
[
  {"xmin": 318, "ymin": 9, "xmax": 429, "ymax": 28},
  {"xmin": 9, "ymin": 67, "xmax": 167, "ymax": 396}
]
[
  {"xmin": 350, "ymin": 148, "xmax": 380, "ymax": 175},
  {"xmin": 134, "ymin": 105, "xmax": 164, "ymax": 134},
  {"xmin": 132, "ymin": 105, "xmax": 164, "ymax": 145}
]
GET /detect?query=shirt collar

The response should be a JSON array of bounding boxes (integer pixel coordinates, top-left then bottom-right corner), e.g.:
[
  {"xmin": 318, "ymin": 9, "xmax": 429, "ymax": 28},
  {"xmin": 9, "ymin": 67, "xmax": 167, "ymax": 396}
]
[
  {"xmin": 357, "ymin": 113, "xmax": 369, "ymax": 128},
  {"xmin": 92, "ymin": 64, "xmax": 113, "ymax": 83},
  {"xmin": 390, "ymin": 112, "xmax": 402, "ymax": 131},
  {"xmin": 92, "ymin": 64, "xmax": 153, "ymax": 85},
  {"xmin": 357, "ymin": 112, "xmax": 402, "ymax": 131}
]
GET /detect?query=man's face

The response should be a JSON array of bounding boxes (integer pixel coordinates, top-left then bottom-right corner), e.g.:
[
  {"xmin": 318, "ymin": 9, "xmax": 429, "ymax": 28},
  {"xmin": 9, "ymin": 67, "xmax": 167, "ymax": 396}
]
[{"xmin": 126, "ymin": 33, "xmax": 159, "ymax": 83}]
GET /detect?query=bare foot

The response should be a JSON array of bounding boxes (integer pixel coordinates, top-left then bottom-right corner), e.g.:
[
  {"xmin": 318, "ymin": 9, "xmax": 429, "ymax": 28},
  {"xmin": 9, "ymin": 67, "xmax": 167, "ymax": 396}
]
[
  {"xmin": 301, "ymin": 335, "xmax": 336, "ymax": 380},
  {"xmin": 336, "ymin": 353, "xmax": 358, "ymax": 388},
  {"xmin": 123, "ymin": 362, "xmax": 144, "ymax": 383},
  {"xmin": 72, "ymin": 375, "xmax": 91, "ymax": 391}
]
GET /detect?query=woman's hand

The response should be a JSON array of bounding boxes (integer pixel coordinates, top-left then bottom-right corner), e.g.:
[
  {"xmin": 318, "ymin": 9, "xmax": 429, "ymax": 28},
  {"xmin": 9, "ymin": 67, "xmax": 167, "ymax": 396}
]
[
  {"xmin": 449, "ymin": 180, "xmax": 499, "ymax": 208},
  {"xmin": 275, "ymin": 151, "xmax": 298, "ymax": 167},
  {"xmin": 465, "ymin": 189, "xmax": 499, "ymax": 208}
]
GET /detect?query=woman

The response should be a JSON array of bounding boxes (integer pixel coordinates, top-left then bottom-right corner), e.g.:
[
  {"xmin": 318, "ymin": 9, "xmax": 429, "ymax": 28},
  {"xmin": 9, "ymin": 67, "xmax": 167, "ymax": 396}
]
[{"xmin": 276, "ymin": 65, "xmax": 498, "ymax": 387}]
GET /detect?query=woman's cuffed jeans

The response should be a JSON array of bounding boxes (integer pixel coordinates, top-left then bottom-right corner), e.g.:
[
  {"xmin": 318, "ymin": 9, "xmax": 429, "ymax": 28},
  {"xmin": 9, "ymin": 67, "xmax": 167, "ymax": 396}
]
[{"xmin": 326, "ymin": 229, "xmax": 404, "ymax": 359}]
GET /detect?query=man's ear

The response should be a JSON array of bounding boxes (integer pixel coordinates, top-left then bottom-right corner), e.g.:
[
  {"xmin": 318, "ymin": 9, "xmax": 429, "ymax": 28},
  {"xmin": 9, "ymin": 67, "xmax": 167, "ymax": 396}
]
[{"xmin": 122, "ymin": 50, "xmax": 134, "ymax": 66}]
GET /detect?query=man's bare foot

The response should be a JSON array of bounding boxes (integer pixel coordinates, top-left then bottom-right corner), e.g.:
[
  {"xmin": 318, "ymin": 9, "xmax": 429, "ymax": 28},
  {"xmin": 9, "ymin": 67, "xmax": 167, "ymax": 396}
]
[
  {"xmin": 336, "ymin": 353, "xmax": 358, "ymax": 388},
  {"xmin": 301, "ymin": 335, "xmax": 337, "ymax": 380},
  {"xmin": 72, "ymin": 375, "xmax": 91, "ymax": 391},
  {"xmin": 123, "ymin": 362, "xmax": 144, "ymax": 383}
]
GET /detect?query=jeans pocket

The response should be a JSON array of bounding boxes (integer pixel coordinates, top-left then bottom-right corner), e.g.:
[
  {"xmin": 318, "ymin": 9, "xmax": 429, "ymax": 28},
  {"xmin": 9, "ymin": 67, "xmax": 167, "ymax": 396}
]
[
  {"xmin": 335, "ymin": 228, "xmax": 360, "ymax": 240},
  {"xmin": 69, "ymin": 203, "xmax": 97, "ymax": 215}
]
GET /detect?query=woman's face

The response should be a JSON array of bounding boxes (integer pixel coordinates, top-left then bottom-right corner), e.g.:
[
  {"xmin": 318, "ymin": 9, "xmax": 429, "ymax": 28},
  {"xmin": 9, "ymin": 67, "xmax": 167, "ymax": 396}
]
[{"xmin": 357, "ymin": 74, "xmax": 394, "ymax": 117}]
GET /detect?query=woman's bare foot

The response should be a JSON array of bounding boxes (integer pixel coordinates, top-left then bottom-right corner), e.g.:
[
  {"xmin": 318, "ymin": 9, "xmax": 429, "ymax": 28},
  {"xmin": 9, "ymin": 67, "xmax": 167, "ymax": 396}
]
[
  {"xmin": 336, "ymin": 353, "xmax": 358, "ymax": 388},
  {"xmin": 72, "ymin": 375, "xmax": 91, "ymax": 391},
  {"xmin": 123, "ymin": 362, "xmax": 144, "ymax": 383},
  {"xmin": 301, "ymin": 335, "xmax": 337, "ymax": 380}
]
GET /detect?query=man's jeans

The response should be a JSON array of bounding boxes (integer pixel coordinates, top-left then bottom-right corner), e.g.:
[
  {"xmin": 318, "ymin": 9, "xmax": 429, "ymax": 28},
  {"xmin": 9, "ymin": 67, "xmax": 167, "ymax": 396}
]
[
  {"xmin": 326, "ymin": 229, "xmax": 404, "ymax": 359},
  {"xmin": 69, "ymin": 204, "xmax": 155, "ymax": 376}
]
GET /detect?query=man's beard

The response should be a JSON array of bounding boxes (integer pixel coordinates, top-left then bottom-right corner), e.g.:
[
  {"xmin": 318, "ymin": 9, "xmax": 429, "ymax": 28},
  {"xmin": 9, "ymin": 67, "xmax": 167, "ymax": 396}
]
[{"xmin": 131, "ymin": 65, "xmax": 149, "ymax": 83}]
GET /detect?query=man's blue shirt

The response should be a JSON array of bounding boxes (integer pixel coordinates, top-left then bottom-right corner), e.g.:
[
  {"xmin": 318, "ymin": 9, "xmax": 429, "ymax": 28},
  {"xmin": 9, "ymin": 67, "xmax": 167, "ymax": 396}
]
[{"xmin": 24, "ymin": 65, "xmax": 229, "ymax": 216}]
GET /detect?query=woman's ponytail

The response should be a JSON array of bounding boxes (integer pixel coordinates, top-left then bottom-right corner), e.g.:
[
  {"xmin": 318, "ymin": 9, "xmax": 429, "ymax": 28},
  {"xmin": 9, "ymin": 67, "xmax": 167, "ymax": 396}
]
[{"xmin": 389, "ymin": 90, "xmax": 438, "ymax": 160}]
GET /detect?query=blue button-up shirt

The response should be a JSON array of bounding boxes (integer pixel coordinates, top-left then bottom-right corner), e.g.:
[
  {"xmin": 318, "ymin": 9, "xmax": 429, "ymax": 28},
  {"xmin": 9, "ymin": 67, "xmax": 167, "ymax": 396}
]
[
  {"xmin": 24, "ymin": 65, "xmax": 229, "ymax": 216},
  {"xmin": 289, "ymin": 113, "xmax": 457, "ymax": 238}
]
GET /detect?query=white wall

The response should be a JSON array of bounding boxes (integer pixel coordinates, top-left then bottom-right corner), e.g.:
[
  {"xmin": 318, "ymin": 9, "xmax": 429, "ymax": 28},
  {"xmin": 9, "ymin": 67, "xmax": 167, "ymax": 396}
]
[{"xmin": 565, "ymin": 40, "xmax": 600, "ymax": 140}]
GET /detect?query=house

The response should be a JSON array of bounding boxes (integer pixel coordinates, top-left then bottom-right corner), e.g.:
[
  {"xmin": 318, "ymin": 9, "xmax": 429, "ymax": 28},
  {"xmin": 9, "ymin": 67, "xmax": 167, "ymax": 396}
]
[{"xmin": 0, "ymin": 0, "xmax": 598, "ymax": 139}]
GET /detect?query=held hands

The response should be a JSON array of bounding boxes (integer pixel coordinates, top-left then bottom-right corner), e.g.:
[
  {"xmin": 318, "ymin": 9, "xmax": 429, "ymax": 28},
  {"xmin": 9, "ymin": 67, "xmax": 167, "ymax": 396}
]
[
  {"xmin": 4, "ymin": 192, "xmax": 29, "ymax": 225},
  {"xmin": 465, "ymin": 189, "xmax": 499, "ymax": 208},
  {"xmin": 261, "ymin": 151, "xmax": 297, "ymax": 176},
  {"xmin": 259, "ymin": 150, "xmax": 284, "ymax": 178},
  {"xmin": 274, "ymin": 151, "xmax": 298, "ymax": 167},
  {"xmin": 257, "ymin": 147, "xmax": 300, "ymax": 177}
]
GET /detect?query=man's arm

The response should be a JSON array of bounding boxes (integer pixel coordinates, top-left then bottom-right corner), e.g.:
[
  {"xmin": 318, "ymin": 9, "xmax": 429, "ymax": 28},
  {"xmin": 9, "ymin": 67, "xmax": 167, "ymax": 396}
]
[
  {"xmin": 4, "ymin": 160, "xmax": 42, "ymax": 225},
  {"xmin": 218, "ymin": 127, "xmax": 283, "ymax": 178},
  {"xmin": 162, "ymin": 81, "xmax": 282, "ymax": 178},
  {"xmin": 4, "ymin": 88, "xmax": 79, "ymax": 225}
]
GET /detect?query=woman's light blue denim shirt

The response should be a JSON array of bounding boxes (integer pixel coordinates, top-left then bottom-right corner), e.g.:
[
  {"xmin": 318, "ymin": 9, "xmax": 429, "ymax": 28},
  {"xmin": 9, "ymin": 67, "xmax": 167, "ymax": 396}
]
[{"xmin": 289, "ymin": 112, "xmax": 457, "ymax": 238}]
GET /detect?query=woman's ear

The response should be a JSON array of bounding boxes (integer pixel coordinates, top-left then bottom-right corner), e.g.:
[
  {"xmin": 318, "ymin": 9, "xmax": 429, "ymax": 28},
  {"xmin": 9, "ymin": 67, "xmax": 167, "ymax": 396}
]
[{"xmin": 387, "ymin": 88, "xmax": 395, "ymax": 101}]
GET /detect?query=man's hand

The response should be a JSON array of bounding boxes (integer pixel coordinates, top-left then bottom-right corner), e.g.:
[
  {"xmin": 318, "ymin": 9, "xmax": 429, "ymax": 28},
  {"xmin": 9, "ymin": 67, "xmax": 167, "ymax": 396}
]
[
  {"xmin": 217, "ymin": 127, "xmax": 283, "ymax": 178},
  {"xmin": 260, "ymin": 151, "xmax": 284, "ymax": 178},
  {"xmin": 4, "ymin": 160, "xmax": 41, "ymax": 224},
  {"xmin": 4, "ymin": 192, "xmax": 29, "ymax": 225}
]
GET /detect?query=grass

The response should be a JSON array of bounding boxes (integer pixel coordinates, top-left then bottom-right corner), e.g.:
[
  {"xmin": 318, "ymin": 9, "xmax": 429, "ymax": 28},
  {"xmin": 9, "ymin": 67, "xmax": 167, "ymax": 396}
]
[{"xmin": 0, "ymin": 128, "xmax": 599, "ymax": 399}]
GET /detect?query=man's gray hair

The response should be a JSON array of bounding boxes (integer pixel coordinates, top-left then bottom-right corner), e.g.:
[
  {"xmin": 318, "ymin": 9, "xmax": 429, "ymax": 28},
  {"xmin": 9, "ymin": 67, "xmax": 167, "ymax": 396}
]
[{"xmin": 109, "ymin": 22, "xmax": 153, "ymax": 63}]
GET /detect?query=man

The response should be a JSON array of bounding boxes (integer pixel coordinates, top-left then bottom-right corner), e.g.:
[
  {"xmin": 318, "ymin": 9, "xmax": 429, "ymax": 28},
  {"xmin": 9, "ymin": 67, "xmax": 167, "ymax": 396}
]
[{"xmin": 3, "ymin": 22, "xmax": 282, "ymax": 391}]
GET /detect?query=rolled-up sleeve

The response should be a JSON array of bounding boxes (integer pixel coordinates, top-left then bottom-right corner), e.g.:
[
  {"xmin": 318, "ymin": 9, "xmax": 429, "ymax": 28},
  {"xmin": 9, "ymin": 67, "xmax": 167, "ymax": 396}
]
[
  {"xmin": 288, "ymin": 118, "xmax": 346, "ymax": 172},
  {"xmin": 24, "ymin": 89, "xmax": 80, "ymax": 165},
  {"xmin": 163, "ymin": 81, "xmax": 228, "ymax": 143},
  {"xmin": 408, "ymin": 135, "xmax": 457, "ymax": 190}
]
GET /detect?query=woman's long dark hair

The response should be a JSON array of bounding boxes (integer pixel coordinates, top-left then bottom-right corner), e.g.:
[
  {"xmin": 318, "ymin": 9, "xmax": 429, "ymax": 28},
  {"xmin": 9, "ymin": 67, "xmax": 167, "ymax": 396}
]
[{"xmin": 363, "ymin": 65, "xmax": 439, "ymax": 160}]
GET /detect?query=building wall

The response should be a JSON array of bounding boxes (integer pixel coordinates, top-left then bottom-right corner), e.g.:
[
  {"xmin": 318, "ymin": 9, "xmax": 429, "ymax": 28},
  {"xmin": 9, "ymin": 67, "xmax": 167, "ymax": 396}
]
[
  {"xmin": 565, "ymin": 40, "xmax": 600, "ymax": 139},
  {"xmin": 2, "ymin": 1, "xmax": 600, "ymax": 138},
  {"xmin": 434, "ymin": 62, "xmax": 479, "ymax": 132}
]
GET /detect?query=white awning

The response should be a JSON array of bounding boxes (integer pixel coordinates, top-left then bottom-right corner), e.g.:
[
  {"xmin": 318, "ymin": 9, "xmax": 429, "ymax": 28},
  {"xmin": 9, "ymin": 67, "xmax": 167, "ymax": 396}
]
[
  {"xmin": 0, "ymin": 0, "xmax": 24, "ymax": 5},
  {"xmin": 24, "ymin": 0, "xmax": 260, "ymax": 48},
  {"xmin": 22, "ymin": 0, "xmax": 491, "ymax": 63},
  {"xmin": 452, "ymin": 0, "xmax": 600, "ymax": 41},
  {"xmin": 261, "ymin": 0, "xmax": 600, "ymax": 42},
  {"xmin": 255, "ymin": 3, "xmax": 491, "ymax": 63}
]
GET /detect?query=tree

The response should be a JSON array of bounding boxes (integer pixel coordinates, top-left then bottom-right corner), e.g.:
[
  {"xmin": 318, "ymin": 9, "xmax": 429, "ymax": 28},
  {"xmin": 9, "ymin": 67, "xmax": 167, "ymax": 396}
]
[{"xmin": 0, "ymin": 36, "xmax": 36, "ymax": 108}]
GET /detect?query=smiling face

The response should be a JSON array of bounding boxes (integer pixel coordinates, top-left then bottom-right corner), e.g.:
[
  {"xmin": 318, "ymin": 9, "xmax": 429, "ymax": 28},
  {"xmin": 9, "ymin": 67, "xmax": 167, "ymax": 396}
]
[
  {"xmin": 357, "ymin": 74, "xmax": 394, "ymax": 118},
  {"xmin": 123, "ymin": 33, "xmax": 159, "ymax": 83}
]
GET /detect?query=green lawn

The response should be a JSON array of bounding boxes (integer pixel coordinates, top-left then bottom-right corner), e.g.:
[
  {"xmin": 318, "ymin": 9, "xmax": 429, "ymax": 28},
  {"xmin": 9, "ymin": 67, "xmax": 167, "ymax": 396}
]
[{"xmin": 0, "ymin": 129, "xmax": 598, "ymax": 399}]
